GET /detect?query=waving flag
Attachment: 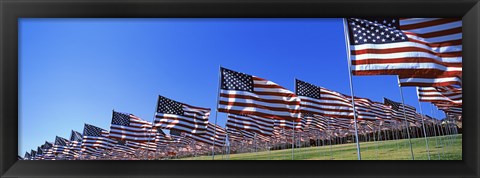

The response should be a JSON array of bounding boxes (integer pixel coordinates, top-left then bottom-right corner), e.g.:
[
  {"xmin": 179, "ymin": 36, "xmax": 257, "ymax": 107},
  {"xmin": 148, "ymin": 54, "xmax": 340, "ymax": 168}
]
[
  {"xmin": 219, "ymin": 67, "xmax": 301, "ymax": 121},
  {"xmin": 185, "ymin": 123, "xmax": 226, "ymax": 147},
  {"xmin": 417, "ymin": 86, "xmax": 462, "ymax": 105},
  {"xmin": 273, "ymin": 119, "xmax": 304, "ymax": 131},
  {"xmin": 302, "ymin": 113, "xmax": 327, "ymax": 131},
  {"xmin": 295, "ymin": 79, "xmax": 354, "ymax": 118},
  {"xmin": 226, "ymin": 114, "xmax": 274, "ymax": 136},
  {"xmin": 81, "ymin": 124, "xmax": 117, "ymax": 155},
  {"xmin": 384, "ymin": 97, "xmax": 418, "ymax": 123},
  {"xmin": 35, "ymin": 147, "xmax": 44, "ymax": 160},
  {"xmin": 24, "ymin": 152, "xmax": 31, "ymax": 160},
  {"xmin": 109, "ymin": 111, "xmax": 157, "ymax": 142},
  {"xmin": 52, "ymin": 136, "xmax": 71, "ymax": 155},
  {"xmin": 154, "ymin": 95, "xmax": 210, "ymax": 134},
  {"xmin": 346, "ymin": 18, "xmax": 462, "ymax": 87},
  {"xmin": 69, "ymin": 130, "xmax": 83, "ymax": 157}
]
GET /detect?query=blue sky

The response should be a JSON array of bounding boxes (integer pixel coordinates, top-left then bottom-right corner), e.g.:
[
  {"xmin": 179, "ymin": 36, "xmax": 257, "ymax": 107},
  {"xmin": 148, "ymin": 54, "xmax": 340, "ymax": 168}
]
[{"xmin": 18, "ymin": 18, "xmax": 446, "ymax": 155}]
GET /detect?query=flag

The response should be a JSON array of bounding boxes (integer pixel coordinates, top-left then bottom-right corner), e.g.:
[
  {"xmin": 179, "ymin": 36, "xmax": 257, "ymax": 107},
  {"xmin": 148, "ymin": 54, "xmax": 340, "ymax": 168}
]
[
  {"xmin": 24, "ymin": 152, "xmax": 31, "ymax": 160},
  {"xmin": 69, "ymin": 130, "xmax": 83, "ymax": 157},
  {"xmin": 154, "ymin": 95, "xmax": 210, "ymax": 134},
  {"xmin": 35, "ymin": 147, "xmax": 44, "ymax": 160},
  {"xmin": 273, "ymin": 119, "xmax": 304, "ymax": 131},
  {"xmin": 302, "ymin": 113, "xmax": 327, "ymax": 131},
  {"xmin": 384, "ymin": 97, "xmax": 417, "ymax": 123},
  {"xmin": 109, "ymin": 110, "xmax": 157, "ymax": 142},
  {"xmin": 295, "ymin": 79, "xmax": 354, "ymax": 118},
  {"xmin": 348, "ymin": 96, "xmax": 378, "ymax": 121},
  {"xmin": 218, "ymin": 67, "xmax": 301, "ymax": 121},
  {"xmin": 417, "ymin": 86, "xmax": 462, "ymax": 105},
  {"xmin": 30, "ymin": 150, "xmax": 37, "ymax": 160},
  {"xmin": 52, "ymin": 136, "xmax": 72, "ymax": 156},
  {"xmin": 81, "ymin": 124, "xmax": 117, "ymax": 155},
  {"xmin": 226, "ymin": 114, "xmax": 274, "ymax": 136},
  {"xmin": 346, "ymin": 18, "xmax": 462, "ymax": 86},
  {"xmin": 184, "ymin": 123, "xmax": 226, "ymax": 147}
]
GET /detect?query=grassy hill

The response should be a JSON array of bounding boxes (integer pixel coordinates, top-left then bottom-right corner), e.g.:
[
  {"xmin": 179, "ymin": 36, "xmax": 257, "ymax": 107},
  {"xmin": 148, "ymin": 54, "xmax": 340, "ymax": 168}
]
[{"xmin": 180, "ymin": 134, "xmax": 461, "ymax": 160}]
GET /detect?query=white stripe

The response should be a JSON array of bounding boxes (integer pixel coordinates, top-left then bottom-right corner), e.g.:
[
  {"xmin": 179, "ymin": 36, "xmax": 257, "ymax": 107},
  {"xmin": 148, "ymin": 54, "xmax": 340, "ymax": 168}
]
[
  {"xmin": 351, "ymin": 42, "xmax": 462, "ymax": 53},
  {"xmin": 403, "ymin": 21, "xmax": 461, "ymax": 34},
  {"xmin": 352, "ymin": 51, "xmax": 461, "ymax": 63},
  {"xmin": 353, "ymin": 63, "xmax": 462, "ymax": 71}
]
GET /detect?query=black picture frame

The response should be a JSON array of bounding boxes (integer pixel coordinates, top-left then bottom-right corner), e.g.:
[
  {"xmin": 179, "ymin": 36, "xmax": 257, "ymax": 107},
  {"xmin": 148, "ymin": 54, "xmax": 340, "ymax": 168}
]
[{"xmin": 1, "ymin": 0, "xmax": 479, "ymax": 177}]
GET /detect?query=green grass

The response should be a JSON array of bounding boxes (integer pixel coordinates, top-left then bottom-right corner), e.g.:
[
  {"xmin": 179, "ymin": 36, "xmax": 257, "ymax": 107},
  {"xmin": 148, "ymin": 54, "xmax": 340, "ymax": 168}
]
[{"xmin": 180, "ymin": 134, "xmax": 462, "ymax": 160}]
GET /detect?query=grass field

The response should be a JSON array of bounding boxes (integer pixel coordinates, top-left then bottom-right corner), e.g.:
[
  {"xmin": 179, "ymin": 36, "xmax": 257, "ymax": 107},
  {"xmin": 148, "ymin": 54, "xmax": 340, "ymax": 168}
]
[{"xmin": 181, "ymin": 134, "xmax": 462, "ymax": 160}]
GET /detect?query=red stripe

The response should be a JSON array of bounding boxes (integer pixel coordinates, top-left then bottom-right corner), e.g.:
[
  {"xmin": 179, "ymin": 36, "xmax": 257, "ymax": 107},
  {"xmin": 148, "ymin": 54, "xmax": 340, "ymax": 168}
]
[
  {"xmin": 353, "ymin": 69, "xmax": 462, "ymax": 77},
  {"xmin": 219, "ymin": 100, "xmax": 301, "ymax": 113},
  {"xmin": 352, "ymin": 47, "xmax": 462, "ymax": 58},
  {"xmin": 404, "ymin": 27, "xmax": 461, "ymax": 38},
  {"xmin": 218, "ymin": 108, "xmax": 300, "ymax": 121},
  {"xmin": 220, "ymin": 93, "xmax": 300, "ymax": 105},
  {"xmin": 400, "ymin": 18, "xmax": 460, "ymax": 30}
]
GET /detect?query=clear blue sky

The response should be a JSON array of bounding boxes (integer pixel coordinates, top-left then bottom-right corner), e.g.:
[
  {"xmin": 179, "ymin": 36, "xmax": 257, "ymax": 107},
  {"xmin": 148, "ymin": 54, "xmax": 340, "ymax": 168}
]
[{"xmin": 18, "ymin": 18, "xmax": 446, "ymax": 155}]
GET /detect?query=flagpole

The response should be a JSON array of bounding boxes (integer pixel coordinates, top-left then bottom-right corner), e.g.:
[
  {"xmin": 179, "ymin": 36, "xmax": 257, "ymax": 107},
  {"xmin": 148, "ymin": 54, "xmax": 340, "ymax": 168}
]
[
  {"xmin": 292, "ymin": 120, "xmax": 295, "ymax": 160},
  {"xmin": 396, "ymin": 76, "xmax": 415, "ymax": 160},
  {"xmin": 415, "ymin": 89, "xmax": 431, "ymax": 160},
  {"xmin": 342, "ymin": 18, "xmax": 362, "ymax": 160},
  {"xmin": 212, "ymin": 66, "xmax": 222, "ymax": 160}
]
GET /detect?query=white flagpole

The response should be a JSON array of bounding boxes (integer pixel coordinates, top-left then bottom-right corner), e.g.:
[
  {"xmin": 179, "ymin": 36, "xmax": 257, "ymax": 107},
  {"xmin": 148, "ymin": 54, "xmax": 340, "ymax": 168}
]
[
  {"xmin": 292, "ymin": 120, "xmax": 295, "ymax": 160},
  {"xmin": 415, "ymin": 88, "xmax": 431, "ymax": 160},
  {"xmin": 212, "ymin": 66, "xmax": 222, "ymax": 160},
  {"xmin": 397, "ymin": 76, "xmax": 415, "ymax": 160},
  {"xmin": 342, "ymin": 18, "xmax": 362, "ymax": 160}
]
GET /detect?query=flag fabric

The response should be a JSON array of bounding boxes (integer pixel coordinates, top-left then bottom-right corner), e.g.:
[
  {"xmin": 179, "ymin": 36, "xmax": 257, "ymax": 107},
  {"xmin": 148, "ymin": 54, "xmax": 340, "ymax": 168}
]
[
  {"xmin": 184, "ymin": 123, "xmax": 226, "ymax": 147},
  {"xmin": 346, "ymin": 18, "xmax": 462, "ymax": 87},
  {"xmin": 273, "ymin": 119, "xmax": 304, "ymax": 131},
  {"xmin": 52, "ymin": 136, "xmax": 72, "ymax": 155},
  {"xmin": 109, "ymin": 110, "xmax": 157, "ymax": 142},
  {"xmin": 24, "ymin": 152, "xmax": 31, "ymax": 160},
  {"xmin": 226, "ymin": 114, "xmax": 274, "ymax": 136},
  {"xmin": 35, "ymin": 147, "xmax": 44, "ymax": 159},
  {"xmin": 218, "ymin": 67, "xmax": 301, "ymax": 121},
  {"xmin": 371, "ymin": 102, "xmax": 393, "ymax": 120},
  {"xmin": 417, "ymin": 86, "xmax": 462, "ymax": 105},
  {"xmin": 154, "ymin": 95, "xmax": 210, "ymax": 134},
  {"xmin": 348, "ymin": 96, "xmax": 378, "ymax": 121},
  {"xmin": 302, "ymin": 113, "xmax": 328, "ymax": 131},
  {"xmin": 81, "ymin": 124, "xmax": 117, "ymax": 155},
  {"xmin": 384, "ymin": 97, "xmax": 418, "ymax": 123},
  {"xmin": 30, "ymin": 150, "xmax": 37, "ymax": 160},
  {"xmin": 295, "ymin": 79, "xmax": 354, "ymax": 118},
  {"xmin": 69, "ymin": 130, "xmax": 83, "ymax": 157}
]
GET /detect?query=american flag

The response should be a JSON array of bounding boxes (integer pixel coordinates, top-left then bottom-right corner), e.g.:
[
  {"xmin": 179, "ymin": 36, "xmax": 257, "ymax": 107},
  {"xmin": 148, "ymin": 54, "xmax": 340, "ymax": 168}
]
[
  {"xmin": 24, "ymin": 152, "xmax": 31, "ymax": 160},
  {"xmin": 226, "ymin": 114, "xmax": 274, "ymax": 136},
  {"xmin": 109, "ymin": 110, "xmax": 157, "ymax": 142},
  {"xmin": 348, "ymin": 96, "xmax": 378, "ymax": 121},
  {"xmin": 154, "ymin": 95, "xmax": 210, "ymax": 134},
  {"xmin": 371, "ymin": 102, "xmax": 393, "ymax": 120},
  {"xmin": 273, "ymin": 119, "xmax": 304, "ymax": 131},
  {"xmin": 346, "ymin": 18, "xmax": 462, "ymax": 87},
  {"xmin": 417, "ymin": 86, "xmax": 462, "ymax": 105},
  {"xmin": 218, "ymin": 67, "xmax": 301, "ymax": 121},
  {"xmin": 52, "ymin": 136, "xmax": 73, "ymax": 156},
  {"xmin": 35, "ymin": 147, "xmax": 44, "ymax": 160},
  {"xmin": 302, "ymin": 113, "xmax": 327, "ymax": 131},
  {"xmin": 69, "ymin": 130, "xmax": 83, "ymax": 157},
  {"xmin": 384, "ymin": 97, "xmax": 418, "ymax": 123},
  {"xmin": 295, "ymin": 79, "xmax": 354, "ymax": 118},
  {"xmin": 184, "ymin": 123, "xmax": 226, "ymax": 147},
  {"xmin": 328, "ymin": 117, "xmax": 354, "ymax": 130},
  {"xmin": 40, "ymin": 141, "xmax": 55, "ymax": 160},
  {"xmin": 30, "ymin": 150, "xmax": 37, "ymax": 160},
  {"xmin": 81, "ymin": 124, "xmax": 117, "ymax": 155}
]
